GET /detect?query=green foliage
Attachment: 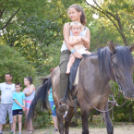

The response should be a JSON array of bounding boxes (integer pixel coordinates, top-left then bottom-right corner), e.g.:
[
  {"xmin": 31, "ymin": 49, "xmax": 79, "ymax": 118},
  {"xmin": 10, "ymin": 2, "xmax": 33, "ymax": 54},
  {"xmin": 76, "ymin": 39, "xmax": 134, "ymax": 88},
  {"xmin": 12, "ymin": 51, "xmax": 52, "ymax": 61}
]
[
  {"xmin": 109, "ymin": 81, "xmax": 134, "ymax": 122},
  {"xmin": 36, "ymin": 44, "xmax": 60, "ymax": 75},
  {"xmin": 0, "ymin": 44, "xmax": 36, "ymax": 85},
  {"xmin": 85, "ymin": 0, "xmax": 134, "ymax": 46},
  {"xmin": 32, "ymin": 106, "xmax": 52, "ymax": 128}
]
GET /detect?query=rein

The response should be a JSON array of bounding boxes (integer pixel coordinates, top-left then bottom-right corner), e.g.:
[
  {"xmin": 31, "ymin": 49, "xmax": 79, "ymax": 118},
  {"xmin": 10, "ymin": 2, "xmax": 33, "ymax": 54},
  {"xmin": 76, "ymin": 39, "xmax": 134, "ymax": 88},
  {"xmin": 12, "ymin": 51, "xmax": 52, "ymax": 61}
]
[
  {"xmin": 80, "ymin": 59, "xmax": 115, "ymax": 113},
  {"xmin": 80, "ymin": 55, "xmax": 128, "ymax": 113},
  {"xmin": 112, "ymin": 69, "xmax": 128, "ymax": 107},
  {"xmin": 111, "ymin": 54, "xmax": 128, "ymax": 107}
]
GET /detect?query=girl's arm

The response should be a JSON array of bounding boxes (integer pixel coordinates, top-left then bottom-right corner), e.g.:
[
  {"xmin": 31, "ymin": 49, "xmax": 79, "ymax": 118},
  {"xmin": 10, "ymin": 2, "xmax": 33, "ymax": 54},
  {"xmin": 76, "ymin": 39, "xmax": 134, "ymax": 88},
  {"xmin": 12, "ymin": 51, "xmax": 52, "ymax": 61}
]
[
  {"xmin": 63, "ymin": 23, "xmax": 82, "ymax": 59},
  {"xmin": 22, "ymin": 99, "xmax": 25, "ymax": 111},
  {"xmin": 82, "ymin": 28, "xmax": 90, "ymax": 50},
  {"xmin": 63, "ymin": 23, "xmax": 73, "ymax": 51},
  {"xmin": 69, "ymin": 36, "xmax": 82, "ymax": 46},
  {"xmin": 24, "ymin": 85, "xmax": 35, "ymax": 96},
  {"xmin": 81, "ymin": 37, "xmax": 90, "ymax": 45},
  {"xmin": 14, "ymin": 99, "xmax": 23, "ymax": 107},
  {"xmin": 23, "ymin": 99, "xmax": 25, "ymax": 107}
]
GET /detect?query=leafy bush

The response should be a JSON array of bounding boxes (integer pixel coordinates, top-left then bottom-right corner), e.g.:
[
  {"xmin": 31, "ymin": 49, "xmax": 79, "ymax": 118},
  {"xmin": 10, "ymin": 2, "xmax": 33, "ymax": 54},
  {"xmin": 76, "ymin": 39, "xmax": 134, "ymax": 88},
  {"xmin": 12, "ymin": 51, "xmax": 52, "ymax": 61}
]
[
  {"xmin": 0, "ymin": 45, "xmax": 36, "ymax": 86},
  {"xmin": 0, "ymin": 45, "xmax": 53, "ymax": 128},
  {"xmin": 109, "ymin": 81, "xmax": 134, "ymax": 122}
]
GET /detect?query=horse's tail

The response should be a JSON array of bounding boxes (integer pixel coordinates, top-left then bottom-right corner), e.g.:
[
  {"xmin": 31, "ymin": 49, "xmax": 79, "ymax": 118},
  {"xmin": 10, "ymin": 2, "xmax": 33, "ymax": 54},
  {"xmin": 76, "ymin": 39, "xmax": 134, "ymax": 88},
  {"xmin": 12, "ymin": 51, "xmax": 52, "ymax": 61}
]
[{"xmin": 27, "ymin": 75, "xmax": 52, "ymax": 121}]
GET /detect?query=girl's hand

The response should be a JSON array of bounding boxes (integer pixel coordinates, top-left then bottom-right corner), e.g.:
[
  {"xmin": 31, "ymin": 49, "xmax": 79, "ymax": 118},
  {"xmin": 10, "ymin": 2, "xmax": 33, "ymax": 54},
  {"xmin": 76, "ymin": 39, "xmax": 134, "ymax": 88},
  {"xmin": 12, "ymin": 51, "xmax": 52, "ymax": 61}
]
[
  {"xmin": 22, "ymin": 108, "xmax": 25, "ymax": 112},
  {"xmin": 81, "ymin": 37, "xmax": 85, "ymax": 41},
  {"xmin": 21, "ymin": 105, "xmax": 25, "ymax": 109},
  {"xmin": 80, "ymin": 37, "xmax": 85, "ymax": 44},
  {"xmin": 79, "ymin": 37, "xmax": 82, "ymax": 41},
  {"xmin": 22, "ymin": 105, "xmax": 25, "ymax": 112}
]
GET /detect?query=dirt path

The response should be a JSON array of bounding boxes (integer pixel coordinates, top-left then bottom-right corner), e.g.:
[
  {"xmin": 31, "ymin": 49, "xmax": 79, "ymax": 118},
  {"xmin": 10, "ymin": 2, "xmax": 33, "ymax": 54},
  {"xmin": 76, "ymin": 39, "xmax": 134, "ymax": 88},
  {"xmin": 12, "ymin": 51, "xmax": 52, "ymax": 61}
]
[{"xmin": 2, "ymin": 124, "xmax": 134, "ymax": 134}]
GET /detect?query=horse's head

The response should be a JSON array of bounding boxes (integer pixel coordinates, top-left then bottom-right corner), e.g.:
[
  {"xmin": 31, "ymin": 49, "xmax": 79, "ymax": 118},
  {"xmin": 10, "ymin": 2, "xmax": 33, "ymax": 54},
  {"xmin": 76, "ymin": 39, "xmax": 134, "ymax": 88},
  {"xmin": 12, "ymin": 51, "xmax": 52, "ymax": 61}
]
[{"xmin": 109, "ymin": 41, "xmax": 134, "ymax": 99}]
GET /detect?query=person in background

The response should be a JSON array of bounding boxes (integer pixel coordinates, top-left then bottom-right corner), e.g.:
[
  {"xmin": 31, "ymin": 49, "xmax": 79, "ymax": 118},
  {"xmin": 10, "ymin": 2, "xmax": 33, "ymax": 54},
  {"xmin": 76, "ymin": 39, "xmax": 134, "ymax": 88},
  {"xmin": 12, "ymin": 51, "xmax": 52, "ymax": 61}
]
[
  {"xmin": 48, "ymin": 86, "xmax": 58, "ymax": 132},
  {"xmin": 12, "ymin": 82, "xmax": 25, "ymax": 134},
  {"xmin": 0, "ymin": 73, "xmax": 16, "ymax": 134},
  {"xmin": 23, "ymin": 77, "xmax": 35, "ymax": 134},
  {"xmin": 48, "ymin": 68, "xmax": 58, "ymax": 132}
]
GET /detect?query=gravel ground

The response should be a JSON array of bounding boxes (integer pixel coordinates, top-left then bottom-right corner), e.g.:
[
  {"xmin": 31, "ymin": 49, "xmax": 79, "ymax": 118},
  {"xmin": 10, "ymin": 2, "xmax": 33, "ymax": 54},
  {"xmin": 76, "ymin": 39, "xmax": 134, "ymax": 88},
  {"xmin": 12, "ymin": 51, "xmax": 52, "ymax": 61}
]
[{"xmin": 2, "ymin": 123, "xmax": 134, "ymax": 134}]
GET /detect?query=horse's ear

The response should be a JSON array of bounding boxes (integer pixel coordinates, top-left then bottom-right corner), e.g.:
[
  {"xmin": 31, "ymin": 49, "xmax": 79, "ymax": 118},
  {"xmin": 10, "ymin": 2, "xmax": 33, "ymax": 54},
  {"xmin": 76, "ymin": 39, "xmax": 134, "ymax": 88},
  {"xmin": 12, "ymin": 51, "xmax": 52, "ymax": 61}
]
[
  {"xmin": 109, "ymin": 41, "xmax": 115, "ymax": 53},
  {"xmin": 129, "ymin": 44, "xmax": 134, "ymax": 52}
]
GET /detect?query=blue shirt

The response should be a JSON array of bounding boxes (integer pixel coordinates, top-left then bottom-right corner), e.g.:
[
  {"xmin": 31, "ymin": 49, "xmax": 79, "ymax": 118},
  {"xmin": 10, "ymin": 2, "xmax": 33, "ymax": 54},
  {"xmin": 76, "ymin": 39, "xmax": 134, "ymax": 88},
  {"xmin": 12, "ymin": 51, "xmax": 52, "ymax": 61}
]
[
  {"xmin": 12, "ymin": 92, "xmax": 25, "ymax": 110},
  {"xmin": 48, "ymin": 87, "xmax": 53, "ymax": 101}
]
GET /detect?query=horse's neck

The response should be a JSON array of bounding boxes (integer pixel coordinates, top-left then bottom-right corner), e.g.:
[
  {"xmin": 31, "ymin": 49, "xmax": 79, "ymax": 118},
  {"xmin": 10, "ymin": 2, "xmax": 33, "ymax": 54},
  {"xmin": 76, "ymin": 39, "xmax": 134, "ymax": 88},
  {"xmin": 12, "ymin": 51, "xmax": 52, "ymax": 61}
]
[{"xmin": 81, "ymin": 55, "xmax": 110, "ymax": 87}]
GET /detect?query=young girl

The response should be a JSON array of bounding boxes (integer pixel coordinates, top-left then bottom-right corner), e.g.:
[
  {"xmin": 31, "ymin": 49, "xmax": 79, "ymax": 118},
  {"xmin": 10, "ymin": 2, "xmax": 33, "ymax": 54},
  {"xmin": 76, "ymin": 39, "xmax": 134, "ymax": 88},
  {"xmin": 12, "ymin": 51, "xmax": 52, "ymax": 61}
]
[
  {"xmin": 66, "ymin": 21, "xmax": 91, "ymax": 74},
  {"xmin": 48, "ymin": 68, "xmax": 58, "ymax": 132},
  {"xmin": 23, "ymin": 77, "xmax": 35, "ymax": 134},
  {"xmin": 12, "ymin": 82, "xmax": 25, "ymax": 134},
  {"xmin": 59, "ymin": 4, "xmax": 90, "ymax": 115}
]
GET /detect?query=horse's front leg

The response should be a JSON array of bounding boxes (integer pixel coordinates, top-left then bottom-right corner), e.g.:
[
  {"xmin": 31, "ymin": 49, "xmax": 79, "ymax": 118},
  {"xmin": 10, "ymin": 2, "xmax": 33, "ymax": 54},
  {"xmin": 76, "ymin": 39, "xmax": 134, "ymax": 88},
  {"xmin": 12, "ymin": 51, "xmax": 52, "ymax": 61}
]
[
  {"xmin": 56, "ymin": 108, "xmax": 64, "ymax": 134},
  {"xmin": 102, "ymin": 103, "xmax": 113, "ymax": 134},
  {"xmin": 81, "ymin": 110, "xmax": 89, "ymax": 134},
  {"xmin": 65, "ymin": 106, "xmax": 75, "ymax": 134}
]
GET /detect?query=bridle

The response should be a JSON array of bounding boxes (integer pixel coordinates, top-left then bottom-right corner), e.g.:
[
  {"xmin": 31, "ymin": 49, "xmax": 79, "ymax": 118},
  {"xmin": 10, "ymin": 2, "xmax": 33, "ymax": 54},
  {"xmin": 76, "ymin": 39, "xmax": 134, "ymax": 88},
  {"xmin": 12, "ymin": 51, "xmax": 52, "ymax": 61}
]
[
  {"xmin": 111, "ymin": 54, "xmax": 123, "ymax": 93},
  {"xmin": 111, "ymin": 54, "xmax": 134, "ymax": 107}
]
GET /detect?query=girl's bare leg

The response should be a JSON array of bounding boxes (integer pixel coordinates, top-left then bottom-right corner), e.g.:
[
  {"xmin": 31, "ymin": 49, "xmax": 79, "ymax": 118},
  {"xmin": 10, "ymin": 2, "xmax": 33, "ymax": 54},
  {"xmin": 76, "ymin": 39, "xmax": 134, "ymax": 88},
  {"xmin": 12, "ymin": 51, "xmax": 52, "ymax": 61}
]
[
  {"xmin": 18, "ymin": 115, "xmax": 22, "ymax": 134},
  {"xmin": 52, "ymin": 116, "xmax": 58, "ymax": 130},
  {"xmin": 24, "ymin": 109, "xmax": 27, "ymax": 129},
  {"xmin": 66, "ymin": 54, "xmax": 75, "ymax": 74},
  {"xmin": 13, "ymin": 116, "xmax": 17, "ymax": 134},
  {"xmin": 25, "ymin": 109, "xmax": 33, "ymax": 134}
]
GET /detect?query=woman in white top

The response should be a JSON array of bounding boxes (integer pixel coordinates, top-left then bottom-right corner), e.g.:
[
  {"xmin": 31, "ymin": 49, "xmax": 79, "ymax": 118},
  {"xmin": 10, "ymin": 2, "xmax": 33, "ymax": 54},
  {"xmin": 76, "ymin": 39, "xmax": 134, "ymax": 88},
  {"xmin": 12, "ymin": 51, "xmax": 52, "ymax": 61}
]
[{"xmin": 58, "ymin": 4, "xmax": 90, "ymax": 115}]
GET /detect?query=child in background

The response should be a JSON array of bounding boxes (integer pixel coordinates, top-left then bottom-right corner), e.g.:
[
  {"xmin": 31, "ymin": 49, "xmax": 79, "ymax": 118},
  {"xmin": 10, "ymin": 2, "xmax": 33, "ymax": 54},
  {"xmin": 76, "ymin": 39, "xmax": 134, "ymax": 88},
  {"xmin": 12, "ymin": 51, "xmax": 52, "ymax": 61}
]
[
  {"xmin": 23, "ymin": 76, "xmax": 35, "ymax": 134},
  {"xmin": 66, "ymin": 21, "xmax": 91, "ymax": 74},
  {"xmin": 48, "ymin": 86, "xmax": 58, "ymax": 132},
  {"xmin": 12, "ymin": 82, "xmax": 25, "ymax": 134},
  {"xmin": 48, "ymin": 68, "xmax": 58, "ymax": 132}
]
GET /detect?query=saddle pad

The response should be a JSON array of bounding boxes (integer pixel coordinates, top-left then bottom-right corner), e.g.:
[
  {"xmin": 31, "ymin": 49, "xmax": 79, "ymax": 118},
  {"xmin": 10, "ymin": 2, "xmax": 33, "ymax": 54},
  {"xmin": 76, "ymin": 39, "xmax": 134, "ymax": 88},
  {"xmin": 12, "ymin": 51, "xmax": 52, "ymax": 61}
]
[
  {"xmin": 73, "ymin": 67, "xmax": 79, "ymax": 86},
  {"xmin": 69, "ymin": 58, "xmax": 82, "ymax": 92}
]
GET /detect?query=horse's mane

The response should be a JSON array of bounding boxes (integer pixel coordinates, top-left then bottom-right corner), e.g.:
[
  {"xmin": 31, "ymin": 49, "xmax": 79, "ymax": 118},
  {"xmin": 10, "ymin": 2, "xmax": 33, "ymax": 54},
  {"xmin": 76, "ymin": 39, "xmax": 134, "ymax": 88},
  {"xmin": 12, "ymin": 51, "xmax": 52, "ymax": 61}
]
[
  {"xmin": 98, "ymin": 45, "xmax": 134, "ymax": 79},
  {"xmin": 116, "ymin": 46, "xmax": 133, "ymax": 71},
  {"xmin": 98, "ymin": 47, "xmax": 113, "ymax": 79}
]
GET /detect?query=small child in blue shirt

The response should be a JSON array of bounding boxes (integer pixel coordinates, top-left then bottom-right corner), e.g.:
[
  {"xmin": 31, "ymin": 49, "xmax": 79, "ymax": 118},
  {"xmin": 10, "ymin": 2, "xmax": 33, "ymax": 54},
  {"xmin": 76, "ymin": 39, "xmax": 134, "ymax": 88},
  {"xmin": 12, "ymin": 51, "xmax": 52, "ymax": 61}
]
[
  {"xmin": 48, "ymin": 86, "xmax": 58, "ymax": 132},
  {"xmin": 12, "ymin": 82, "xmax": 25, "ymax": 134}
]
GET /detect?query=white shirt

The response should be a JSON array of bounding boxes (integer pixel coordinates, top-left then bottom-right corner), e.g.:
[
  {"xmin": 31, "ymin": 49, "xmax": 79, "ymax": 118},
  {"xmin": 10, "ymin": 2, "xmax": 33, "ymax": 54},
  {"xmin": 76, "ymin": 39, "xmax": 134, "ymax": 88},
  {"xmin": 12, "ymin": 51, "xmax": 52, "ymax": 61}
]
[{"xmin": 0, "ymin": 82, "xmax": 16, "ymax": 104}]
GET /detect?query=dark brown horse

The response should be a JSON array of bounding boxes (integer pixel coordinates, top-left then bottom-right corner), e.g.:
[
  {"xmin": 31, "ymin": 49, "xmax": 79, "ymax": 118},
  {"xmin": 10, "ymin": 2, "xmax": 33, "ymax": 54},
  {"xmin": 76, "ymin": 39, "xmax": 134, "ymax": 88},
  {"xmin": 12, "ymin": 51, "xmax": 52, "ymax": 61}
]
[{"xmin": 28, "ymin": 42, "xmax": 134, "ymax": 134}]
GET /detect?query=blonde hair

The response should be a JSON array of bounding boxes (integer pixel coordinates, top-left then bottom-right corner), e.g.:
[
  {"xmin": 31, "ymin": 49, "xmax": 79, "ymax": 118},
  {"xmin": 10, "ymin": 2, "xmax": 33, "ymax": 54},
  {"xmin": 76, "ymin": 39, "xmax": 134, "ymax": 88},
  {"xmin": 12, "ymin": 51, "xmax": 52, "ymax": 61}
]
[
  {"xmin": 68, "ymin": 4, "xmax": 86, "ymax": 26},
  {"xmin": 70, "ymin": 21, "xmax": 82, "ymax": 29}
]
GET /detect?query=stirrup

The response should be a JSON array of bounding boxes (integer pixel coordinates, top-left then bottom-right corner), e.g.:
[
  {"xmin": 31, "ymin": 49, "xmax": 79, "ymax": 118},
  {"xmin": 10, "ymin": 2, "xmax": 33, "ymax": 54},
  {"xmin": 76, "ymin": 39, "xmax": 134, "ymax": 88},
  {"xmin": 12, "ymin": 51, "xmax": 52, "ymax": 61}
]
[
  {"xmin": 58, "ymin": 99, "xmax": 68, "ymax": 116},
  {"xmin": 58, "ymin": 98, "xmax": 67, "ymax": 106}
]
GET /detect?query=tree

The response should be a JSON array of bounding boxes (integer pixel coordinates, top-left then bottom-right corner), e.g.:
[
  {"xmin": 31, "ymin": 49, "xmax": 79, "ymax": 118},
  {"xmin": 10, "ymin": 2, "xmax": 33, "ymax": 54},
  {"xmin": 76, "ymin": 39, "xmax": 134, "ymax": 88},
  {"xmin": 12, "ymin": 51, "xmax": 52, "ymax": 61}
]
[
  {"xmin": 0, "ymin": 0, "xmax": 84, "ymax": 73},
  {"xmin": 0, "ymin": 44, "xmax": 36, "ymax": 85},
  {"xmin": 0, "ymin": 0, "xmax": 48, "ymax": 30},
  {"xmin": 85, "ymin": 0, "xmax": 134, "ymax": 46}
]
